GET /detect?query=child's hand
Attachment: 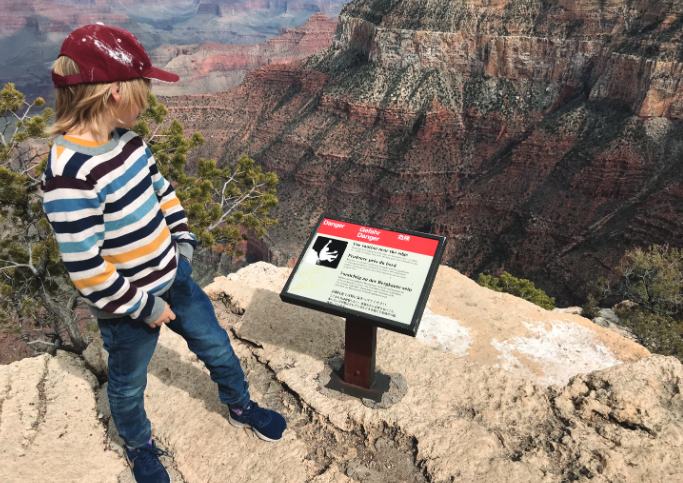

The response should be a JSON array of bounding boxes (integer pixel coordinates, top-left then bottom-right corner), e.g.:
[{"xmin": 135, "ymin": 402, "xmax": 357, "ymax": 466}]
[{"xmin": 149, "ymin": 302, "xmax": 176, "ymax": 328}]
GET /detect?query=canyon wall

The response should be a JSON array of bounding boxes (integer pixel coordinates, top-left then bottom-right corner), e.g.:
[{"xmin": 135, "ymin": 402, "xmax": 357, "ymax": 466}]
[
  {"xmin": 163, "ymin": 0, "xmax": 683, "ymax": 304},
  {"xmin": 151, "ymin": 12, "xmax": 337, "ymax": 96},
  {"xmin": 0, "ymin": 0, "xmax": 347, "ymax": 99}
]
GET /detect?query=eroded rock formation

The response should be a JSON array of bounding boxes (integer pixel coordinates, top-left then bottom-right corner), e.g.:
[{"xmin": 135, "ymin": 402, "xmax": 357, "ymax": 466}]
[
  {"xmin": 0, "ymin": 1, "xmax": 346, "ymax": 99},
  {"xmin": 151, "ymin": 13, "xmax": 337, "ymax": 96},
  {"xmin": 5, "ymin": 263, "xmax": 683, "ymax": 483},
  {"xmin": 162, "ymin": 0, "xmax": 683, "ymax": 304}
]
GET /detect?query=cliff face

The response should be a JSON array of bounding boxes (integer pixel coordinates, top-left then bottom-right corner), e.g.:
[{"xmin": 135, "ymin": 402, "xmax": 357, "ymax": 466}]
[
  {"xmin": 151, "ymin": 13, "xmax": 337, "ymax": 96},
  {"xmin": 5, "ymin": 263, "xmax": 683, "ymax": 483},
  {"xmin": 0, "ymin": 0, "xmax": 346, "ymax": 99},
  {"xmin": 163, "ymin": 0, "xmax": 683, "ymax": 304}
]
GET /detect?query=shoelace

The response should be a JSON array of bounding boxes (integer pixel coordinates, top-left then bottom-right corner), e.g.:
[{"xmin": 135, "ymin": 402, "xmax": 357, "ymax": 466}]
[
  {"xmin": 132, "ymin": 442, "xmax": 172, "ymax": 474},
  {"xmin": 242, "ymin": 402, "xmax": 271, "ymax": 435}
]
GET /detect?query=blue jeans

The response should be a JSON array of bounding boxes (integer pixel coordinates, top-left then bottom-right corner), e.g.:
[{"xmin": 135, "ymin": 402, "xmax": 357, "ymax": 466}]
[{"xmin": 97, "ymin": 256, "xmax": 250, "ymax": 448}]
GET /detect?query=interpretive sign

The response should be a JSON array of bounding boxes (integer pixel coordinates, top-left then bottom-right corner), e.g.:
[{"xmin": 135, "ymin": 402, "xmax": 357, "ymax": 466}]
[{"xmin": 280, "ymin": 215, "xmax": 446, "ymax": 336}]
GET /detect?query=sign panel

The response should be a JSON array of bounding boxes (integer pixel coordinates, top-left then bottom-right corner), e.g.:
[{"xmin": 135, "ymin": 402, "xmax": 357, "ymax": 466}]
[{"xmin": 280, "ymin": 215, "xmax": 446, "ymax": 336}]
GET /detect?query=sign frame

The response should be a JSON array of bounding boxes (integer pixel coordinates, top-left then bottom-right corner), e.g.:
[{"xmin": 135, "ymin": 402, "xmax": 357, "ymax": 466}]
[{"xmin": 280, "ymin": 214, "xmax": 447, "ymax": 336}]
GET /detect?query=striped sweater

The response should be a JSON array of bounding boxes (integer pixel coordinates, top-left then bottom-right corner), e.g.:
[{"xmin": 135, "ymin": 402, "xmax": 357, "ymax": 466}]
[{"xmin": 40, "ymin": 128, "xmax": 198, "ymax": 324}]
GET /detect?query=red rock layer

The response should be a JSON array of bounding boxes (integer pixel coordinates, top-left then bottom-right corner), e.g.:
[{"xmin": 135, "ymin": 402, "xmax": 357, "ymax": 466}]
[
  {"xmin": 151, "ymin": 13, "xmax": 337, "ymax": 96},
  {"xmin": 162, "ymin": 0, "xmax": 683, "ymax": 304}
]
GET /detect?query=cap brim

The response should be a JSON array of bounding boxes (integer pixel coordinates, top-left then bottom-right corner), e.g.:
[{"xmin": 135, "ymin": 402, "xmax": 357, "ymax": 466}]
[{"xmin": 144, "ymin": 67, "xmax": 180, "ymax": 83}]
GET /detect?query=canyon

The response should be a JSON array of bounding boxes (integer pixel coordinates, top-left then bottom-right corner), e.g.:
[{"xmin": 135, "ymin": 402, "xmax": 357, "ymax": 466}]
[
  {"xmin": 0, "ymin": 0, "xmax": 346, "ymax": 99},
  {"xmin": 162, "ymin": 0, "xmax": 683, "ymax": 305},
  {"xmin": 151, "ymin": 12, "xmax": 337, "ymax": 96}
]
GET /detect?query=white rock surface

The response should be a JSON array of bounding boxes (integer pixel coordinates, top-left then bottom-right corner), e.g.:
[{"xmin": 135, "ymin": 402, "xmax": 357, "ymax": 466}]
[
  {"xmin": 491, "ymin": 319, "xmax": 622, "ymax": 386},
  {"xmin": 0, "ymin": 352, "xmax": 127, "ymax": 482},
  {"xmin": 5, "ymin": 263, "xmax": 681, "ymax": 483},
  {"xmin": 552, "ymin": 306, "xmax": 583, "ymax": 314},
  {"xmin": 416, "ymin": 308, "xmax": 473, "ymax": 356}
]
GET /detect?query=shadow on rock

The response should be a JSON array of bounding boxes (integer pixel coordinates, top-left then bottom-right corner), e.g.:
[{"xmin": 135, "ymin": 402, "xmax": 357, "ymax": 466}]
[
  {"xmin": 147, "ymin": 343, "xmax": 233, "ymax": 420},
  {"xmin": 235, "ymin": 289, "xmax": 346, "ymax": 361}
]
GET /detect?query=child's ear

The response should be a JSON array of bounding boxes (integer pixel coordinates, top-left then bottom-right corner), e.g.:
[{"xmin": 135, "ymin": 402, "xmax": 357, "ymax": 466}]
[{"xmin": 110, "ymin": 82, "xmax": 122, "ymax": 103}]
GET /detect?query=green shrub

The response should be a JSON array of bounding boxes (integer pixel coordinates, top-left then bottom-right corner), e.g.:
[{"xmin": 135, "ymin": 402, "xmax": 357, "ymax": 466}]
[
  {"xmin": 478, "ymin": 272, "xmax": 556, "ymax": 310},
  {"xmin": 616, "ymin": 308, "xmax": 683, "ymax": 357},
  {"xmin": 586, "ymin": 245, "xmax": 683, "ymax": 360},
  {"xmin": 615, "ymin": 245, "xmax": 683, "ymax": 359},
  {"xmin": 617, "ymin": 245, "xmax": 682, "ymax": 317},
  {"xmin": 581, "ymin": 294, "xmax": 601, "ymax": 319}
]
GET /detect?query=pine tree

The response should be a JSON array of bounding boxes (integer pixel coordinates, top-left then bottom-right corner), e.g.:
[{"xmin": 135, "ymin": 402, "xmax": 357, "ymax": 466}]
[
  {"xmin": 609, "ymin": 245, "xmax": 683, "ymax": 359},
  {"xmin": 133, "ymin": 94, "xmax": 278, "ymax": 256},
  {"xmin": 0, "ymin": 84, "xmax": 278, "ymax": 356}
]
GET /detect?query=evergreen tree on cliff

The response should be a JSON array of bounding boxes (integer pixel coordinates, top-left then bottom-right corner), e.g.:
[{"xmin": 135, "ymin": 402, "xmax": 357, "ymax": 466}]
[{"xmin": 0, "ymin": 84, "xmax": 277, "ymax": 355}]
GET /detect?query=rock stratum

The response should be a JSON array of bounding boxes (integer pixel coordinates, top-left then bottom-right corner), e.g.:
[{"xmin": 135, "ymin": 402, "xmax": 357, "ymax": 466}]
[
  {"xmin": 5, "ymin": 263, "xmax": 683, "ymax": 483},
  {"xmin": 151, "ymin": 13, "xmax": 337, "ymax": 96},
  {"xmin": 0, "ymin": 0, "xmax": 343, "ymax": 38},
  {"xmin": 163, "ymin": 0, "xmax": 683, "ymax": 305},
  {"xmin": 0, "ymin": 0, "xmax": 346, "ymax": 99}
]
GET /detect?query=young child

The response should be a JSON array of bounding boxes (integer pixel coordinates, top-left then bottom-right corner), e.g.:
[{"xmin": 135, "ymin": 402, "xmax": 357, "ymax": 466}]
[{"xmin": 40, "ymin": 24, "xmax": 286, "ymax": 483}]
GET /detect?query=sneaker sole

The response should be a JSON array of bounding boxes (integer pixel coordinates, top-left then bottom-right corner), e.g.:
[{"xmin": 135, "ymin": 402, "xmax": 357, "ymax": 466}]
[{"xmin": 228, "ymin": 414, "xmax": 281, "ymax": 442}]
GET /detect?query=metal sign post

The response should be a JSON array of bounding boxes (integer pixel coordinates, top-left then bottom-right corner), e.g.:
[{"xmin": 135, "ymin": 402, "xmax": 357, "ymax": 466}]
[
  {"xmin": 281, "ymin": 214, "xmax": 446, "ymax": 402},
  {"xmin": 344, "ymin": 317, "xmax": 376, "ymax": 388},
  {"xmin": 325, "ymin": 316, "xmax": 391, "ymax": 402}
]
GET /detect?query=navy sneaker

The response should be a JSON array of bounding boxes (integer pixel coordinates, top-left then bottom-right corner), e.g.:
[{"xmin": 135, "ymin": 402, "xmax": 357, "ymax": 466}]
[
  {"xmin": 229, "ymin": 401, "xmax": 287, "ymax": 441},
  {"xmin": 125, "ymin": 439, "xmax": 171, "ymax": 483}
]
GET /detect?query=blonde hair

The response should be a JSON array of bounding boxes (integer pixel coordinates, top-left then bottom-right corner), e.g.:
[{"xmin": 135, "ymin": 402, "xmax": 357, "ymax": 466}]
[{"xmin": 46, "ymin": 56, "xmax": 151, "ymax": 138}]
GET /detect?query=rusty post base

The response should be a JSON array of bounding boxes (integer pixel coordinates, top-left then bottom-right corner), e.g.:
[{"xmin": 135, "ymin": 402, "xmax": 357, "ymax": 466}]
[{"xmin": 325, "ymin": 316, "xmax": 390, "ymax": 402}]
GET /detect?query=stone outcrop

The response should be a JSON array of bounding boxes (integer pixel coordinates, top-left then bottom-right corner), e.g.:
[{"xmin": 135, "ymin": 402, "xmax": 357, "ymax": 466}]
[
  {"xmin": 5, "ymin": 262, "xmax": 683, "ymax": 482},
  {"xmin": 0, "ymin": 352, "xmax": 127, "ymax": 482},
  {"xmin": 151, "ymin": 13, "xmax": 337, "ymax": 96},
  {"xmin": 162, "ymin": 0, "xmax": 683, "ymax": 305}
]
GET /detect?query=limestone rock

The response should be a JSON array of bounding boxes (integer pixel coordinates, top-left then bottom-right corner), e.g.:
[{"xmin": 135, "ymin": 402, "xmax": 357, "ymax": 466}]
[
  {"xmin": 82, "ymin": 335, "xmax": 108, "ymax": 378},
  {"xmin": 225, "ymin": 263, "xmax": 680, "ymax": 483},
  {"xmin": 3, "ymin": 262, "xmax": 681, "ymax": 483},
  {"xmin": 80, "ymin": 316, "xmax": 310, "ymax": 482},
  {"xmin": 551, "ymin": 355, "xmax": 683, "ymax": 482},
  {"xmin": 139, "ymin": 323, "xmax": 309, "ymax": 482},
  {"xmin": 312, "ymin": 464, "xmax": 354, "ymax": 483},
  {"xmin": 593, "ymin": 308, "xmax": 637, "ymax": 342},
  {"xmin": 0, "ymin": 352, "xmax": 127, "ymax": 482},
  {"xmin": 552, "ymin": 306, "xmax": 583, "ymax": 315},
  {"xmin": 425, "ymin": 266, "xmax": 648, "ymax": 386},
  {"xmin": 204, "ymin": 261, "xmax": 292, "ymax": 314},
  {"xmin": 598, "ymin": 308, "xmax": 621, "ymax": 325}
]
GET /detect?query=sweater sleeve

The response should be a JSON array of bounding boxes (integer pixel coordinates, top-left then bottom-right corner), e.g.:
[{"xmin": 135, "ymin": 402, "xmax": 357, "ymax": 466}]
[
  {"xmin": 145, "ymin": 144, "xmax": 198, "ymax": 262},
  {"xmin": 41, "ymin": 175, "xmax": 165, "ymax": 324}
]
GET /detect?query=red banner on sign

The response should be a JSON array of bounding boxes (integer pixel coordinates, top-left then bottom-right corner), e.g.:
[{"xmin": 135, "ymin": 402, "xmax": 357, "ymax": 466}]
[{"xmin": 317, "ymin": 219, "xmax": 438, "ymax": 257}]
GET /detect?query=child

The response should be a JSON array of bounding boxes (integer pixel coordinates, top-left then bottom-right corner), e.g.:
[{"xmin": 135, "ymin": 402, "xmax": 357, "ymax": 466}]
[{"xmin": 40, "ymin": 24, "xmax": 286, "ymax": 483}]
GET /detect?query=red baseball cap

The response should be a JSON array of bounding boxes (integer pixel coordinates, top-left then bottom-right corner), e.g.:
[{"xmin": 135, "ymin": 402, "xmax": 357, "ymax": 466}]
[{"xmin": 52, "ymin": 24, "xmax": 179, "ymax": 87}]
